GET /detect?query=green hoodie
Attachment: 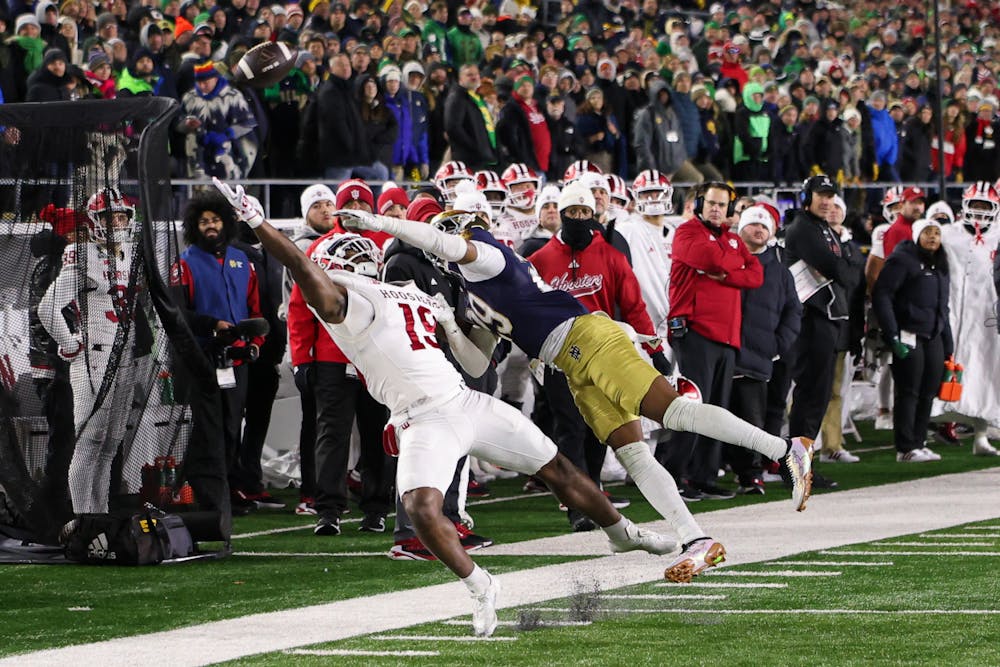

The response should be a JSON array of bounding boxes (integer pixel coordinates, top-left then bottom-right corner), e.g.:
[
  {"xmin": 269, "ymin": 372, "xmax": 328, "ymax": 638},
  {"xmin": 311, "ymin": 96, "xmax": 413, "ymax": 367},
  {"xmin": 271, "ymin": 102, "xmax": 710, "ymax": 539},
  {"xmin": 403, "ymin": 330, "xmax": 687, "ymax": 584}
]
[{"xmin": 734, "ymin": 82, "xmax": 770, "ymax": 164}]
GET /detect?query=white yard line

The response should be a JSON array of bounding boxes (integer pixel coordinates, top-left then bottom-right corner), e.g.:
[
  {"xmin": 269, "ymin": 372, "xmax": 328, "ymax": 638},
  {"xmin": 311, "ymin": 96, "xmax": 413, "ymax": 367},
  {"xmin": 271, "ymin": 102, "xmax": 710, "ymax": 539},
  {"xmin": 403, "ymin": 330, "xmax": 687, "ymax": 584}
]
[
  {"xmin": 704, "ymin": 570, "xmax": 841, "ymax": 577},
  {"xmin": 373, "ymin": 635, "xmax": 517, "ymax": 642},
  {"xmin": 821, "ymin": 550, "xmax": 1000, "ymax": 556},
  {"xmin": 539, "ymin": 608, "xmax": 1000, "ymax": 616},
  {"xmin": 286, "ymin": 649, "xmax": 440, "ymax": 657},
  {"xmin": 4, "ymin": 467, "xmax": 1000, "ymax": 667},
  {"xmin": 917, "ymin": 533, "xmax": 1000, "ymax": 539},
  {"xmin": 653, "ymin": 582, "xmax": 788, "ymax": 589},
  {"xmin": 441, "ymin": 620, "xmax": 593, "ymax": 627},
  {"xmin": 233, "ymin": 551, "xmax": 389, "ymax": 558},
  {"xmin": 603, "ymin": 594, "xmax": 726, "ymax": 600},
  {"xmin": 766, "ymin": 561, "xmax": 893, "ymax": 567},
  {"xmin": 870, "ymin": 541, "xmax": 995, "ymax": 547},
  {"xmin": 964, "ymin": 525, "xmax": 1000, "ymax": 530}
]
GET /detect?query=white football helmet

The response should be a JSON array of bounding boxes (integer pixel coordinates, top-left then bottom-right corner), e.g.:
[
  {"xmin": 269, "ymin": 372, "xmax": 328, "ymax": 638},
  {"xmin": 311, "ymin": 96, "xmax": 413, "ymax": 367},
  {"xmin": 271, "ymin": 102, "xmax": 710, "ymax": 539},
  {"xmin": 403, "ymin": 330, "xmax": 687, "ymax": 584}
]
[
  {"xmin": 501, "ymin": 163, "xmax": 542, "ymax": 210},
  {"xmin": 312, "ymin": 233, "xmax": 382, "ymax": 278},
  {"xmin": 961, "ymin": 180, "xmax": 1000, "ymax": 233},
  {"xmin": 433, "ymin": 161, "xmax": 475, "ymax": 203},
  {"xmin": 607, "ymin": 174, "xmax": 631, "ymax": 213},
  {"xmin": 631, "ymin": 169, "xmax": 674, "ymax": 216},
  {"xmin": 86, "ymin": 187, "xmax": 135, "ymax": 243},
  {"xmin": 562, "ymin": 159, "xmax": 603, "ymax": 185},
  {"xmin": 475, "ymin": 170, "xmax": 509, "ymax": 218},
  {"xmin": 881, "ymin": 185, "xmax": 904, "ymax": 224}
]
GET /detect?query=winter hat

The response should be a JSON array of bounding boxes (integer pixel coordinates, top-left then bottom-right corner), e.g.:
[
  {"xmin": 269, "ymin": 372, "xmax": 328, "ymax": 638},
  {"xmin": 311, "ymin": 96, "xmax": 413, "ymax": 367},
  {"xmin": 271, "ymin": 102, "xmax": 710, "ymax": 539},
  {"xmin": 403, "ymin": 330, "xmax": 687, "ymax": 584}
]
[
  {"xmin": 911, "ymin": 217, "xmax": 943, "ymax": 243},
  {"xmin": 335, "ymin": 179, "xmax": 375, "ymax": 211},
  {"xmin": 843, "ymin": 107, "xmax": 861, "ymax": 124},
  {"xmin": 95, "ymin": 12, "xmax": 117, "ymax": 31},
  {"xmin": 402, "ymin": 61, "xmax": 425, "ymax": 79},
  {"xmin": 406, "ymin": 196, "xmax": 442, "ymax": 223},
  {"xmin": 832, "ymin": 195, "xmax": 847, "ymax": 216},
  {"xmin": 926, "ymin": 201, "xmax": 955, "ymax": 225},
  {"xmin": 737, "ymin": 205, "xmax": 774, "ymax": 236},
  {"xmin": 535, "ymin": 184, "xmax": 561, "ymax": 218},
  {"xmin": 558, "ymin": 182, "xmax": 596, "ymax": 213},
  {"xmin": 377, "ymin": 181, "xmax": 410, "ymax": 215},
  {"xmin": 380, "ymin": 66, "xmax": 402, "ymax": 82},
  {"xmin": 174, "ymin": 15, "xmax": 194, "ymax": 38},
  {"xmin": 452, "ymin": 181, "xmax": 492, "ymax": 222},
  {"xmin": 299, "ymin": 183, "xmax": 336, "ymax": 220},
  {"xmin": 295, "ymin": 51, "xmax": 314, "ymax": 68},
  {"xmin": 43, "ymin": 48, "xmax": 67, "ymax": 66},
  {"xmin": 14, "ymin": 13, "xmax": 41, "ymax": 34},
  {"xmin": 88, "ymin": 50, "xmax": 111, "ymax": 70},
  {"xmin": 578, "ymin": 171, "xmax": 609, "ymax": 193},
  {"xmin": 193, "ymin": 61, "xmax": 221, "ymax": 80}
]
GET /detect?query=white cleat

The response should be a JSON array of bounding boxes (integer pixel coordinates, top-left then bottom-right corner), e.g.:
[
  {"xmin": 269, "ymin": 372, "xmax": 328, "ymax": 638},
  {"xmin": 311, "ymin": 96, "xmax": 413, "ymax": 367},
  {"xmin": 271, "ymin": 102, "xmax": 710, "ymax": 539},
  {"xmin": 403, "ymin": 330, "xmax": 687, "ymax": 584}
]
[
  {"xmin": 664, "ymin": 538, "xmax": 727, "ymax": 583},
  {"xmin": 786, "ymin": 437, "xmax": 814, "ymax": 512},
  {"xmin": 819, "ymin": 449, "xmax": 860, "ymax": 463},
  {"xmin": 973, "ymin": 436, "xmax": 999, "ymax": 457},
  {"xmin": 609, "ymin": 521, "xmax": 678, "ymax": 556},
  {"xmin": 471, "ymin": 577, "xmax": 500, "ymax": 637}
]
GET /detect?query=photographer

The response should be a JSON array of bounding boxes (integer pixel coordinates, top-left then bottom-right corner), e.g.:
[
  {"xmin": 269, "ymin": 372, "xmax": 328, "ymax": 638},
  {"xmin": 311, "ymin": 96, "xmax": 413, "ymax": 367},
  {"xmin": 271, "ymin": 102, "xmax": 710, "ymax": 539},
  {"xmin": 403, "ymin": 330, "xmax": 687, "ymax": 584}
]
[{"xmin": 173, "ymin": 191, "xmax": 268, "ymax": 512}]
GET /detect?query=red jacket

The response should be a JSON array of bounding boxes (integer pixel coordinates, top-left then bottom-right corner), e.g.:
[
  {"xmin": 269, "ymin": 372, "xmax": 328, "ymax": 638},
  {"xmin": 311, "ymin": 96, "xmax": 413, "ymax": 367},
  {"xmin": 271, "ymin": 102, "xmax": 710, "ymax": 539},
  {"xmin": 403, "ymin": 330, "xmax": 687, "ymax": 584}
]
[
  {"xmin": 668, "ymin": 217, "xmax": 763, "ymax": 348},
  {"xmin": 527, "ymin": 232, "xmax": 662, "ymax": 354},
  {"xmin": 883, "ymin": 214, "xmax": 915, "ymax": 259},
  {"xmin": 287, "ymin": 228, "xmax": 388, "ymax": 366}
]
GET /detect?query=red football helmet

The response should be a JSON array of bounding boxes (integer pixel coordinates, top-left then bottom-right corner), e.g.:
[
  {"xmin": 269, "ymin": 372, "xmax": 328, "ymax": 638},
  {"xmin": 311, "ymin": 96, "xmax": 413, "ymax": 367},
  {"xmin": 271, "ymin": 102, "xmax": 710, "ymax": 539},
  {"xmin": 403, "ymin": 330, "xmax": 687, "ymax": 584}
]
[
  {"xmin": 311, "ymin": 233, "xmax": 382, "ymax": 278},
  {"xmin": 433, "ymin": 161, "xmax": 474, "ymax": 203},
  {"xmin": 501, "ymin": 163, "xmax": 542, "ymax": 209},
  {"xmin": 475, "ymin": 170, "xmax": 509, "ymax": 218},
  {"xmin": 606, "ymin": 174, "xmax": 631, "ymax": 211},
  {"xmin": 881, "ymin": 185, "xmax": 905, "ymax": 223},
  {"xmin": 961, "ymin": 180, "xmax": 1000, "ymax": 232},
  {"xmin": 631, "ymin": 169, "xmax": 673, "ymax": 216},
  {"xmin": 673, "ymin": 375, "xmax": 702, "ymax": 403},
  {"xmin": 562, "ymin": 159, "xmax": 603, "ymax": 185},
  {"xmin": 86, "ymin": 187, "xmax": 135, "ymax": 242}
]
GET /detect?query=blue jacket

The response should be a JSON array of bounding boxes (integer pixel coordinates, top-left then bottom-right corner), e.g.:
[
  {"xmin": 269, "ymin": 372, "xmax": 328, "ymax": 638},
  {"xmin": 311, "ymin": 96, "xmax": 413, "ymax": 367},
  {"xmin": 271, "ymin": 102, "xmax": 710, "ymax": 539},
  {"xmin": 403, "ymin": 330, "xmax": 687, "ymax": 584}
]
[
  {"xmin": 409, "ymin": 88, "xmax": 430, "ymax": 165},
  {"xmin": 670, "ymin": 87, "xmax": 702, "ymax": 161},
  {"xmin": 872, "ymin": 240, "xmax": 953, "ymax": 357},
  {"xmin": 869, "ymin": 106, "xmax": 898, "ymax": 167},
  {"xmin": 735, "ymin": 245, "xmax": 802, "ymax": 381},
  {"xmin": 385, "ymin": 90, "xmax": 417, "ymax": 167}
]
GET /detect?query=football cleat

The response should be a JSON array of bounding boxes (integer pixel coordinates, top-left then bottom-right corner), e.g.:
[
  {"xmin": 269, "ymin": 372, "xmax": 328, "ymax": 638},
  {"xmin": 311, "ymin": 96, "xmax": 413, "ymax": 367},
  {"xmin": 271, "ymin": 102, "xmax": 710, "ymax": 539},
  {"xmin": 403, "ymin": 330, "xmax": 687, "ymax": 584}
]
[
  {"xmin": 471, "ymin": 576, "xmax": 501, "ymax": 637},
  {"xmin": 786, "ymin": 437, "xmax": 814, "ymax": 512},
  {"xmin": 664, "ymin": 537, "xmax": 726, "ymax": 583},
  {"xmin": 609, "ymin": 520, "xmax": 677, "ymax": 556}
]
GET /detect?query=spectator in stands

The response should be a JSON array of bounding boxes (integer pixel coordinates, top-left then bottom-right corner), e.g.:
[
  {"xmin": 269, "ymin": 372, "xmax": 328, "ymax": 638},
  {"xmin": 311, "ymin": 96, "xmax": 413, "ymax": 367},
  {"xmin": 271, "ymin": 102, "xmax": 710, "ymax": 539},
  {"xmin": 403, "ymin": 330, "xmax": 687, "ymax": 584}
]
[
  {"xmin": 632, "ymin": 81, "xmax": 686, "ymax": 181},
  {"xmin": 964, "ymin": 98, "xmax": 1000, "ymax": 183},
  {"xmin": 444, "ymin": 64, "xmax": 497, "ymax": 170},
  {"xmin": 497, "ymin": 73, "xmax": 550, "ymax": 173},
  {"xmin": 868, "ymin": 91, "xmax": 899, "ymax": 181},
  {"xmin": 174, "ymin": 191, "xmax": 270, "ymax": 513},
  {"xmin": 900, "ymin": 105, "xmax": 933, "ymax": 183},
  {"xmin": 447, "ymin": 7, "xmax": 482, "ymax": 68},
  {"xmin": 804, "ymin": 101, "xmax": 848, "ymax": 184},
  {"xmin": 731, "ymin": 81, "xmax": 772, "ymax": 183},
  {"xmin": 544, "ymin": 92, "xmax": 577, "ymax": 183},
  {"xmin": 932, "ymin": 99, "xmax": 966, "ymax": 182},
  {"xmin": 177, "ymin": 61, "xmax": 258, "ymax": 180},
  {"xmin": 357, "ymin": 73, "xmax": 397, "ymax": 183},
  {"xmin": 26, "ymin": 48, "xmax": 71, "ymax": 102}
]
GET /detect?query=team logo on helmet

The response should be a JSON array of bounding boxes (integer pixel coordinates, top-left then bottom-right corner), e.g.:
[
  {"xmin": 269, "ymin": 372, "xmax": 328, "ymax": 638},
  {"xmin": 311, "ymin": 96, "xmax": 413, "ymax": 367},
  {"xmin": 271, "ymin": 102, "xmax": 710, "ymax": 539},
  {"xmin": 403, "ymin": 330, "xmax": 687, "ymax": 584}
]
[
  {"xmin": 312, "ymin": 233, "xmax": 382, "ymax": 278},
  {"xmin": 631, "ymin": 170, "xmax": 673, "ymax": 216},
  {"xmin": 86, "ymin": 187, "xmax": 135, "ymax": 243}
]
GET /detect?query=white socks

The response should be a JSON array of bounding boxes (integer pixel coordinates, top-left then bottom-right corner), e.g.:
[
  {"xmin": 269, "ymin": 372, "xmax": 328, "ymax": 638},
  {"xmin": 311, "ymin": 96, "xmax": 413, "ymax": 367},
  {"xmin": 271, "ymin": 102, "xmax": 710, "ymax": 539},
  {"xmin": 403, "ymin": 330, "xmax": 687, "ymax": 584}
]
[
  {"xmin": 613, "ymin": 441, "xmax": 704, "ymax": 545},
  {"xmin": 462, "ymin": 563, "xmax": 492, "ymax": 596},
  {"xmin": 602, "ymin": 516, "xmax": 631, "ymax": 543},
  {"xmin": 663, "ymin": 397, "xmax": 787, "ymax": 462}
]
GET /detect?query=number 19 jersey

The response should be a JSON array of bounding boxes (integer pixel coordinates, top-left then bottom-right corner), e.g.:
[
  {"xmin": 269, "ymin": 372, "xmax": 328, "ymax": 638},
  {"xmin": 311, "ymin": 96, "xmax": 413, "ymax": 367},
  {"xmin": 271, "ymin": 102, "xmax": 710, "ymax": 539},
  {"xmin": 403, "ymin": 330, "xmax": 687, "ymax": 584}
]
[{"xmin": 313, "ymin": 271, "xmax": 465, "ymax": 416}]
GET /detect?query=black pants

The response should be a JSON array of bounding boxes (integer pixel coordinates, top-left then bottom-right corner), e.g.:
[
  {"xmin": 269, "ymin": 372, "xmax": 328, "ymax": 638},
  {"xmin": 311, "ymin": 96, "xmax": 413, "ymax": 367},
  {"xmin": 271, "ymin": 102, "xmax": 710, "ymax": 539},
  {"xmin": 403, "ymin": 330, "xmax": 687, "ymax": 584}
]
[
  {"xmin": 222, "ymin": 363, "xmax": 250, "ymax": 491},
  {"xmin": 231, "ymin": 362, "xmax": 280, "ymax": 493},
  {"xmin": 765, "ymin": 357, "xmax": 793, "ymax": 437},
  {"xmin": 38, "ymin": 365, "xmax": 75, "ymax": 515},
  {"xmin": 667, "ymin": 329, "xmax": 735, "ymax": 485},
  {"xmin": 726, "ymin": 377, "xmax": 767, "ymax": 484},
  {"xmin": 294, "ymin": 364, "xmax": 317, "ymax": 499},
  {"xmin": 890, "ymin": 333, "xmax": 944, "ymax": 453},
  {"xmin": 313, "ymin": 362, "xmax": 390, "ymax": 520},
  {"xmin": 789, "ymin": 314, "xmax": 842, "ymax": 440},
  {"xmin": 544, "ymin": 367, "xmax": 605, "ymax": 485}
]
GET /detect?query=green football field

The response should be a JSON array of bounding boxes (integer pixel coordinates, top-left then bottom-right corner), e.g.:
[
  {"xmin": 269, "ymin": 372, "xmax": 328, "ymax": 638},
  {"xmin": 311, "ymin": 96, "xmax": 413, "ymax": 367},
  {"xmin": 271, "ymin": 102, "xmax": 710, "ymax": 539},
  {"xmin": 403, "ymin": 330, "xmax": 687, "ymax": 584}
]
[{"xmin": 3, "ymin": 425, "xmax": 1000, "ymax": 665}]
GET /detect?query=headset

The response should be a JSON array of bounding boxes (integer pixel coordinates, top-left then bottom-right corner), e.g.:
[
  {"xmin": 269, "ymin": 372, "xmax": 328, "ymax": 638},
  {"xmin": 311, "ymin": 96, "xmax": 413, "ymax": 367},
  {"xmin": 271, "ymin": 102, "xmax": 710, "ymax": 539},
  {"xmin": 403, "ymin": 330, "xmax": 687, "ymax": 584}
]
[
  {"xmin": 800, "ymin": 174, "xmax": 837, "ymax": 208},
  {"xmin": 693, "ymin": 181, "xmax": 737, "ymax": 218}
]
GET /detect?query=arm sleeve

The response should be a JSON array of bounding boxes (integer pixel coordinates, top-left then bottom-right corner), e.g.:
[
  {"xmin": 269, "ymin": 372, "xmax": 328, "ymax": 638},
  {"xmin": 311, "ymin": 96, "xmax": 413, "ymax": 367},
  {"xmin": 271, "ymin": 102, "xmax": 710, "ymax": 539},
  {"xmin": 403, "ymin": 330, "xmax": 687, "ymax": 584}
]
[
  {"xmin": 786, "ymin": 223, "xmax": 856, "ymax": 286},
  {"xmin": 287, "ymin": 283, "xmax": 319, "ymax": 366},
  {"xmin": 246, "ymin": 265, "xmax": 266, "ymax": 349},
  {"xmin": 374, "ymin": 215, "xmax": 470, "ymax": 262},
  {"xmin": 720, "ymin": 243, "xmax": 764, "ymax": 289},
  {"xmin": 457, "ymin": 241, "xmax": 507, "ymax": 282},
  {"xmin": 611, "ymin": 253, "xmax": 659, "ymax": 344},
  {"xmin": 672, "ymin": 223, "xmax": 754, "ymax": 275},
  {"xmin": 37, "ymin": 256, "xmax": 79, "ymax": 350},
  {"xmin": 438, "ymin": 320, "xmax": 492, "ymax": 377}
]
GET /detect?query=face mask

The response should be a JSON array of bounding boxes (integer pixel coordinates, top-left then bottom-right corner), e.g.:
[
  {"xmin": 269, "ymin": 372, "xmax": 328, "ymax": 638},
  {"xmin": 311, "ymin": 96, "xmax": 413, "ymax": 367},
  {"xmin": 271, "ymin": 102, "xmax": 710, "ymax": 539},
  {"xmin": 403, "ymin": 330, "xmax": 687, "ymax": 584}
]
[{"xmin": 560, "ymin": 214, "xmax": 594, "ymax": 251}]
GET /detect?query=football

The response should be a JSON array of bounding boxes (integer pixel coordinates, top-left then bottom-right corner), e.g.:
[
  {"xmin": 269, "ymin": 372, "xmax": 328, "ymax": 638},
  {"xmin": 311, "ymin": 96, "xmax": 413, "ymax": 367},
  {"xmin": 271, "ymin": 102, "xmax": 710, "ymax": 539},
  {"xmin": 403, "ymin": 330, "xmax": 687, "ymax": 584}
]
[{"xmin": 231, "ymin": 41, "xmax": 296, "ymax": 88}]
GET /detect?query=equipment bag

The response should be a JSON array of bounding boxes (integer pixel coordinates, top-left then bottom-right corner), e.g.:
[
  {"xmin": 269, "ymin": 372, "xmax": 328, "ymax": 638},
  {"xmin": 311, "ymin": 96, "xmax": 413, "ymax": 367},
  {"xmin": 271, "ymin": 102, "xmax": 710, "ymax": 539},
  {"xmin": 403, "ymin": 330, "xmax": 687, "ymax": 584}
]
[{"xmin": 64, "ymin": 509, "xmax": 194, "ymax": 565}]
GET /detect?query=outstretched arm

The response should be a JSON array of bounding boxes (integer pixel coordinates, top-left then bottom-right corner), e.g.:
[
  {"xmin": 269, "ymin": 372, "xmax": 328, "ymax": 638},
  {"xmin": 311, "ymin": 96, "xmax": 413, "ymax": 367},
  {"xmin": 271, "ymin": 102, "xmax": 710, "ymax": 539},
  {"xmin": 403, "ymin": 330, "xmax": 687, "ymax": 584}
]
[
  {"xmin": 213, "ymin": 178, "xmax": 347, "ymax": 324},
  {"xmin": 336, "ymin": 209, "xmax": 479, "ymax": 264}
]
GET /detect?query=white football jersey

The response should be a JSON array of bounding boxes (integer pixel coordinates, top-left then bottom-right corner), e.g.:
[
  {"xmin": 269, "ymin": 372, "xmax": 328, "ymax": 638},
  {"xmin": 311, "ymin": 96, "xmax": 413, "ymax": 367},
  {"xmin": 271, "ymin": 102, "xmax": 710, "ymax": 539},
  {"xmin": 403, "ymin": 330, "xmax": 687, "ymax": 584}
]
[
  {"xmin": 869, "ymin": 222, "xmax": 890, "ymax": 259},
  {"xmin": 38, "ymin": 241, "xmax": 136, "ymax": 349},
  {"xmin": 313, "ymin": 271, "xmax": 465, "ymax": 415},
  {"xmin": 492, "ymin": 208, "xmax": 537, "ymax": 249},
  {"xmin": 618, "ymin": 214, "xmax": 674, "ymax": 338}
]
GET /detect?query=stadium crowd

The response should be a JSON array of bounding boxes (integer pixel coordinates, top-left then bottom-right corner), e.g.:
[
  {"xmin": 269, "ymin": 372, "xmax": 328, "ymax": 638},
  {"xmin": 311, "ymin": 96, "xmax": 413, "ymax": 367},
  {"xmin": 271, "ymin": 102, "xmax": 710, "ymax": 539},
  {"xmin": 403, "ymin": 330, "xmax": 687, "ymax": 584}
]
[{"xmin": 2, "ymin": 0, "xmax": 1000, "ymax": 198}]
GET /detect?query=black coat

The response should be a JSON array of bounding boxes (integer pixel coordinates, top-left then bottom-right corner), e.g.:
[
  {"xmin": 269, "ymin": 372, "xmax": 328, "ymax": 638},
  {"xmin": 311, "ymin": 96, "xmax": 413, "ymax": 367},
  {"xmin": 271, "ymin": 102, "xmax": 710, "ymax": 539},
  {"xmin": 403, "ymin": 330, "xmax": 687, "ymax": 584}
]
[
  {"xmin": 783, "ymin": 208, "xmax": 864, "ymax": 321},
  {"xmin": 496, "ymin": 96, "xmax": 539, "ymax": 171},
  {"xmin": 545, "ymin": 112, "xmax": 577, "ymax": 182},
  {"xmin": 804, "ymin": 116, "xmax": 847, "ymax": 176},
  {"xmin": 25, "ymin": 66, "xmax": 71, "ymax": 102},
  {"xmin": 297, "ymin": 74, "xmax": 370, "ymax": 173},
  {"xmin": 872, "ymin": 240, "xmax": 953, "ymax": 357},
  {"xmin": 899, "ymin": 116, "xmax": 932, "ymax": 181},
  {"xmin": 443, "ymin": 84, "xmax": 497, "ymax": 169},
  {"xmin": 232, "ymin": 239, "xmax": 287, "ymax": 365},
  {"xmin": 735, "ymin": 245, "xmax": 802, "ymax": 381},
  {"xmin": 357, "ymin": 79, "xmax": 398, "ymax": 168},
  {"xmin": 964, "ymin": 117, "xmax": 1000, "ymax": 183},
  {"xmin": 769, "ymin": 121, "xmax": 808, "ymax": 185}
]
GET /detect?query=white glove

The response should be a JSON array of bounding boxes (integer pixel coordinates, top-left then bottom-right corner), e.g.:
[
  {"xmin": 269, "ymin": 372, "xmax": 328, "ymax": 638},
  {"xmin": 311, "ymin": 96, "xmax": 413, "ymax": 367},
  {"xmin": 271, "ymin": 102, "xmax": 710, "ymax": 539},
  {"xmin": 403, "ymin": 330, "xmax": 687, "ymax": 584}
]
[
  {"xmin": 432, "ymin": 292, "xmax": 456, "ymax": 327},
  {"xmin": 335, "ymin": 209, "xmax": 383, "ymax": 233},
  {"xmin": 58, "ymin": 335, "xmax": 83, "ymax": 362},
  {"xmin": 212, "ymin": 176, "xmax": 265, "ymax": 228}
]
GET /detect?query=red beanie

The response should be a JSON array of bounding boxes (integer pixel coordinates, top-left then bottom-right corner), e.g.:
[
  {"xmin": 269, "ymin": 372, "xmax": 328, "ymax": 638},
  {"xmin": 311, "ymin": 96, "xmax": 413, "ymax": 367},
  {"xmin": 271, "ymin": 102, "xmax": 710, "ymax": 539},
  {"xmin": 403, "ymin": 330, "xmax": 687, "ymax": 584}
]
[
  {"xmin": 406, "ymin": 196, "xmax": 442, "ymax": 222},
  {"xmin": 377, "ymin": 184, "xmax": 410, "ymax": 215},
  {"xmin": 335, "ymin": 179, "xmax": 375, "ymax": 211}
]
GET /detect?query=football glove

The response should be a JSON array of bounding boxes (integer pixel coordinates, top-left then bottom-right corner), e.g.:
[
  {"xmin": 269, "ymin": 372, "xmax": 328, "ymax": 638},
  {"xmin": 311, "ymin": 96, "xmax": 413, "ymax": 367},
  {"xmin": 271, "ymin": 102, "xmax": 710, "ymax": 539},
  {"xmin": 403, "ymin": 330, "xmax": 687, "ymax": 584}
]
[
  {"xmin": 335, "ymin": 209, "xmax": 383, "ymax": 233},
  {"xmin": 58, "ymin": 335, "xmax": 83, "ymax": 362},
  {"xmin": 212, "ymin": 177, "xmax": 265, "ymax": 228},
  {"xmin": 890, "ymin": 337, "xmax": 911, "ymax": 360}
]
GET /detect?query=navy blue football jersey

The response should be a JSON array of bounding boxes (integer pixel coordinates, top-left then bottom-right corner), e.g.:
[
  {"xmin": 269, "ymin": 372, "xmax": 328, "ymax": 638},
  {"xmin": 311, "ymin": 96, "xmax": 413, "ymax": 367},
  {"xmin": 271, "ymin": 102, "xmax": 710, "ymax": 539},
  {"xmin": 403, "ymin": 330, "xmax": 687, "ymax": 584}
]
[{"xmin": 457, "ymin": 228, "xmax": 588, "ymax": 359}]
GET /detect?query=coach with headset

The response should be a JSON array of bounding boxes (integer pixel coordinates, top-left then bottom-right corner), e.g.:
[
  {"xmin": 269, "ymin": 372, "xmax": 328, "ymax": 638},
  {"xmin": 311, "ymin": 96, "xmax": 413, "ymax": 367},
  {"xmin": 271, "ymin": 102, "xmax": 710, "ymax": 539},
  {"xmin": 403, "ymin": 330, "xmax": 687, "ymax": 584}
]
[
  {"xmin": 783, "ymin": 175, "xmax": 864, "ymax": 480},
  {"xmin": 662, "ymin": 181, "xmax": 764, "ymax": 501}
]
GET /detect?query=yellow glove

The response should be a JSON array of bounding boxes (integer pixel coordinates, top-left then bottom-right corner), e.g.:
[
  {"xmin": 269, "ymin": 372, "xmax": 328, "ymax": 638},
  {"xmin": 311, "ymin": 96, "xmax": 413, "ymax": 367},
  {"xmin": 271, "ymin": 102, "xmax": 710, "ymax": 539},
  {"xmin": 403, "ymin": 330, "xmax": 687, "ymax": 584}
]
[
  {"xmin": 872, "ymin": 164, "xmax": 879, "ymax": 180},
  {"xmin": 836, "ymin": 169, "xmax": 845, "ymax": 185},
  {"xmin": 955, "ymin": 171, "xmax": 964, "ymax": 184},
  {"xmin": 810, "ymin": 164, "xmax": 822, "ymax": 176}
]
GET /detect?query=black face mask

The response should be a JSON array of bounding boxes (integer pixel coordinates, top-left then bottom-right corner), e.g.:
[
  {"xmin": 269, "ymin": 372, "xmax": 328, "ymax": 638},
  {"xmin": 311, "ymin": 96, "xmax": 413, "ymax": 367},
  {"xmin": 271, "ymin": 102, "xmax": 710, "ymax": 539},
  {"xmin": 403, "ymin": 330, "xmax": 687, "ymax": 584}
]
[{"xmin": 560, "ymin": 214, "xmax": 594, "ymax": 251}]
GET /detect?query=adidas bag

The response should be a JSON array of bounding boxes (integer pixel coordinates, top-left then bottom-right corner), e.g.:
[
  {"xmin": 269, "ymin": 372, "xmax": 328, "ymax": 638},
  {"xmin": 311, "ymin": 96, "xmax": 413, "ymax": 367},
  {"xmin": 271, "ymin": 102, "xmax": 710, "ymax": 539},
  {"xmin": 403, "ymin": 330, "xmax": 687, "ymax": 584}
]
[{"xmin": 65, "ymin": 510, "xmax": 194, "ymax": 565}]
